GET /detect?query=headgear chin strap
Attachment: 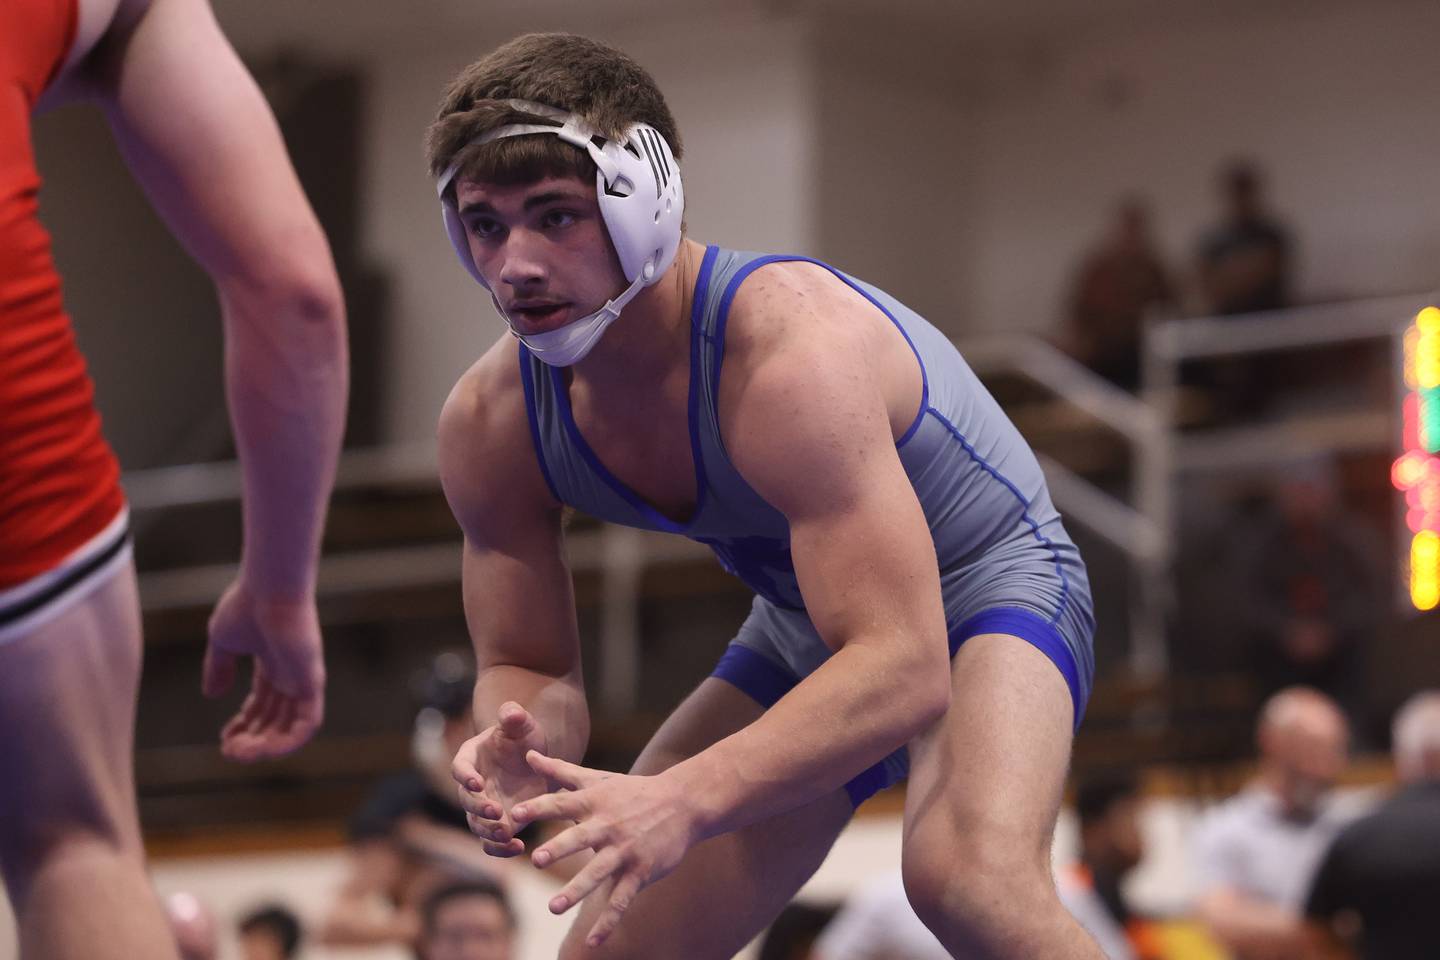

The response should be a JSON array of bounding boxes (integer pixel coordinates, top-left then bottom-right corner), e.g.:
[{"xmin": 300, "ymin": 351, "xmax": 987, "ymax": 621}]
[{"xmin": 436, "ymin": 99, "xmax": 685, "ymax": 366}]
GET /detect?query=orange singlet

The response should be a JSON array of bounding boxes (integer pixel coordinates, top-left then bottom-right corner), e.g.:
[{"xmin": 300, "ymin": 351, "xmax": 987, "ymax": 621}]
[{"xmin": 1, "ymin": 0, "xmax": 127, "ymax": 594}]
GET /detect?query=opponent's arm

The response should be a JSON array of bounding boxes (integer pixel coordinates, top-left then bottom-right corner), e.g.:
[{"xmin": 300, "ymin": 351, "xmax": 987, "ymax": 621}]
[
  {"xmin": 85, "ymin": 0, "xmax": 347, "ymax": 758},
  {"xmin": 92, "ymin": 0, "xmax": 347, "ymax": 599}
]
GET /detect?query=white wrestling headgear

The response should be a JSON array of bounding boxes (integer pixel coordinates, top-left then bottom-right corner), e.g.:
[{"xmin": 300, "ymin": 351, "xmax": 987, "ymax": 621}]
[{"xmin": 437, "ymin": 99, "xmax": 685, "ymax": 366}]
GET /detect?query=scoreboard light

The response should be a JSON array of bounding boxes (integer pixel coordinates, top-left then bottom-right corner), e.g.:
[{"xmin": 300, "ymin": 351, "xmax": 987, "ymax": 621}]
[
  {"xmin": 1396, "ymin": 306, "xmax": 1440, "ymax": 609},
  {"xmin": 1414, "ymin": 531, "xmax": 1440, "ymax": 611}
]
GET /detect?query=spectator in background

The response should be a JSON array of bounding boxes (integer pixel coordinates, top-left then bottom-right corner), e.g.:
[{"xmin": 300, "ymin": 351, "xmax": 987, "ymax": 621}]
[
  {"xmin": 164, "ymin": 893, "xmax": 218, "ymax": 960},
  {"xmin": 238, "ymin": 905, "xmax": 302, "ymax": 960},
  {"xmin": 757, "ymin": 902, "xmax": 839, "ymax": 960},
  {"xmin": 1063, "ymin": 199, "xmax": 1174, "ymax": 391},
  {"xmin": 1305, "ymin": 691, "xmax": 1440, "ymax": 960},
  {"xmin": 416, "ymin": 879, "xmax": 516, "ymax": 960},
  {"xmin": 1192, "ymin": 687, "xmax": 1360, "ymax": 960},
  {"xmin": 1230, "ymin": 462, "xmax": 1381, "ymax": 730},
  {"xmin": 320, "ymin": 651, "xmax": 505, "ymax": 949},
  {"xmin": 1196, "ymin": 160, "xmax": 1293, "ymax": 317},
  {"xmin": 1057, "ymin": 773, "xmax": 1162, "ymax": 960}
]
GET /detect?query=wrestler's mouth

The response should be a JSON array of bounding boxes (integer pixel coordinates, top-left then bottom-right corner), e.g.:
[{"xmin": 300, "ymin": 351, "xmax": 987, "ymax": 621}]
[{"xmin": 510, "ymin": 302, "xmax": 571, "ymax": 331}]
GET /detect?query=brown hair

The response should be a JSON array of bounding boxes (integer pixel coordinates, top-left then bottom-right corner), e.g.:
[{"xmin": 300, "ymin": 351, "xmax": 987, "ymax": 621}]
[{"xmin": 425, "ymin": 33, "xmax": 682, "ymax": 190}]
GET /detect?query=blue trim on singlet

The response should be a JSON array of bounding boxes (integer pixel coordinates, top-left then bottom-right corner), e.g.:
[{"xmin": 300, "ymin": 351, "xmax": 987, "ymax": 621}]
[
  {"xmin": 709, "ymin": 643, "xmax": 886, "ymax": 808},
  {"xmin": 711, "ymin": 644, "xmax": 796, "ymax": 708},
  {"xmin": 518, "ymin": 345, "xmax": 562, "ymax": 503},
  {"xmin": 950, "ymin": 607, "xmax": 1087, "ymax": 730},
  {"xmin": 710, "ymin": 605, "xmax": 1088, "ymax": 806},
  {"xmin": 544, "ymin": 246, "xmax": 720, "ymax": 533},
  {"xmin": 925, "ymin": 406, "xmax": 1073, "ymax": 627},
  {"xmin": 708, "ymin": 252, "xmax": 930, "ymax": 451},
  {"xmin": 843, "ymin": 767, "xmax": 891, "ymax": 809}
]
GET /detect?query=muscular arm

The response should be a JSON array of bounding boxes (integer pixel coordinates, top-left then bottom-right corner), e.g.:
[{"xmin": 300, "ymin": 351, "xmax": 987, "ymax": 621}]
[
  {"xmin": 89, "ymin": 0, "xmax": 347, "ymax": 601},
  {"xmin": 438, "ymin": 357, "xmax": 589, "ymax": 765},
  {"xmin": 670, "ymin": 279, "xmax": 951, "ymax": 838}
]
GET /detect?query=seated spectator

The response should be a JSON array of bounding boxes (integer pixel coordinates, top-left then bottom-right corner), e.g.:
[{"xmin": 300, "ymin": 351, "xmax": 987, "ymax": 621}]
[
  {"xmin": 238, "ymin": 904, "xmax": 302, "ymax": 960},
  {"xmin": 1192, "ymin": 687, "xmax": 1360, "ymax": 959},
  {"xmin": 757, "ymin": 902, "xmax": 839, "ymax": 960},
  {"xmin": 416, "ymin": 879, "xmax": 516, "ymax": 960},
  {"xmin": 320, "ymin": 650, "xmax": 505, "ymax": 949},
  {"xmin": 1196, "ymin": 160, "xmax": 1293, "ymax": 316},
  {"xmin": 1057, "ymin": 772, "xmax": 1163, "ymax": 960},
  {"xmin": 1305, "ymin": 691, "xmax": 1440, "ymax": 960},
  {"xmin": 1063, "ymin": 198, "xmax": 1174, "ymax": 391}
]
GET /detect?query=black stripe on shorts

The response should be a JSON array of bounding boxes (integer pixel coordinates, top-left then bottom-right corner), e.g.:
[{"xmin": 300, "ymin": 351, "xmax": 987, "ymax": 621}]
[{"xmin": 0, "ymin": 521, "xmax": 132, "ymax": 629}]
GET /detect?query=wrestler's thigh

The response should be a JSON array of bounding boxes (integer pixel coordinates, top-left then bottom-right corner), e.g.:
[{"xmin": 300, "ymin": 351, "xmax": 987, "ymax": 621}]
[
  {"xmin": 0, "ymin": 562, "xmax": 146, "ymax": 880},
  {"xmin": 902, "ymin": 631, "xmax": 1075, "ymax": 889},
  {"xmin": 558, "ymin": 678, "xmax": 853, "ymax": 960}
]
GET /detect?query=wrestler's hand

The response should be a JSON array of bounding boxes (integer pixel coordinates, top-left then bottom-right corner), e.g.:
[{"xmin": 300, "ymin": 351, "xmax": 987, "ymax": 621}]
[
  {"xmin": 202, "ymin": 580, "xmax": 325, "ymax": 762},
  {"xmin": 512, "ymin": 751, "xmax": 701, "ymax": 948},
  {"xmin": 452, "ymin": 702, "xmax": 551, "ymax": 857}
]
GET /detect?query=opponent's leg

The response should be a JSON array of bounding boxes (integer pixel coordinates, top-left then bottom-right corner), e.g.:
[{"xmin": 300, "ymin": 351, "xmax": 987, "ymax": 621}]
[
  {"xmin": 0, "ymin": 563, "xmax": 181, "ymax": 959},
  {"xmin": 557, "ymin": 678, "xmax": 853, "ymax": 960},
  {"xmin": 901, "ymin": 633, "xmax": 1105, "ymax": 960}
]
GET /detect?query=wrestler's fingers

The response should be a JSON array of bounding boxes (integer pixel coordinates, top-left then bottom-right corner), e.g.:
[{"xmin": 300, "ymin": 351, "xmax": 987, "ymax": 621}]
[
  {"xmin": 585, "ymin": 870, "xmax": 645, "ymax": 947},
  {"xmin": 548, "ymin": 848, "xmax": 623, "ymax": 915}
]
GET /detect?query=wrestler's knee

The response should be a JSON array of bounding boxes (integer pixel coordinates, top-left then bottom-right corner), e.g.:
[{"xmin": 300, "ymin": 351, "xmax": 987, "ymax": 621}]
[{"xmin": 901, "ymin": 822, "xmax": 1054, "ymax": 943}]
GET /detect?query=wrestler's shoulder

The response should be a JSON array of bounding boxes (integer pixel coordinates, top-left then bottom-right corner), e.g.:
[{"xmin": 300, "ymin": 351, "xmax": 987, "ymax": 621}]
[
  {"xmin": 721, "ymin": 259, "xmax": 887, "ymax": 393},
  {"xmin": 440, "ymin": 334, "xmax": 527, "ymax": 453}
]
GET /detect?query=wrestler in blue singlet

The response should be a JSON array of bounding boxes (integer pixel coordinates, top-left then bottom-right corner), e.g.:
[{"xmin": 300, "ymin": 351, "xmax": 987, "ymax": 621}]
[{"xmin": 519, "ymin": 245, "xmax": 1095, "ymax": 805}]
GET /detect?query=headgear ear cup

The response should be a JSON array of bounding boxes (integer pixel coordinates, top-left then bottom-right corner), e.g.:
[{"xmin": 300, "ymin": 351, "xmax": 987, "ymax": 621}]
[
  {"xmin": 600, "ymin": 122, "xmax": 684, "ymax": 286},
  {"xmin": 440, "ymin": 198, "xmax": 487, "ymax": 286},
  {"xmin": 435, "ymin": 100, "xmax": 684, "ymax": 366}
]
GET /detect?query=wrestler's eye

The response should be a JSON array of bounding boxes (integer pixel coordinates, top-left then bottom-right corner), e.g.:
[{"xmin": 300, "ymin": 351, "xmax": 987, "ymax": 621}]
[
  {"xmin": 469, "ymin": 217, "xmax": 504, "ymax": 240},
  {"xmin": 539, "ymin": 209, "xmax": 578, "ymax": 230}
]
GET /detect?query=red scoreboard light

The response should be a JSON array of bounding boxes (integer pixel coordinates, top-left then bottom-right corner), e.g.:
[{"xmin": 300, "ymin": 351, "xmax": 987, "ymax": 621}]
[{"xmin": 1395, "ymin": 306, "xmax": 1440, "ymax": 609}]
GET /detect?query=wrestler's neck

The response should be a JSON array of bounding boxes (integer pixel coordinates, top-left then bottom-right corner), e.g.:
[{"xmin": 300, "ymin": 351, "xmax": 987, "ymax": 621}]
[{"xmin": 565, "ymin": 238, "xmax": 706, "ymax": 392}]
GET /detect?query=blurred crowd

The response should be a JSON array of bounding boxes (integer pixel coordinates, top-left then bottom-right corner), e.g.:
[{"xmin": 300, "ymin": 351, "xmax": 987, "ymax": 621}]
[
  {"xmin": 1058, "ymin": 159, "xmax": 1294, "ymax": 394},
  {"xmin": 151, "ymin": 653, "xmax": 1440, "ymax": 960}
]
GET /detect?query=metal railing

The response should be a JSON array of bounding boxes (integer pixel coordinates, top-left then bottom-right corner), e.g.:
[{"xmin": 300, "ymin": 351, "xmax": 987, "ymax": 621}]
[{"xmin": 123, "ymin": 292, "xmax": 1429, "ymax": 707}]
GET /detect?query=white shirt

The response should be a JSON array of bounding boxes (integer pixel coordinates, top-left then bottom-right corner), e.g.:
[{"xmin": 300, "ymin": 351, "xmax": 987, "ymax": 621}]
[{"xmin": 1191, "ymin": 785, "xmax": 1357, "ymax": 910}]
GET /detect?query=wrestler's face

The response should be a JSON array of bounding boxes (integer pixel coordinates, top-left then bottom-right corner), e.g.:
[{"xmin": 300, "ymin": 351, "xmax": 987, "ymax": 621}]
[{"xmin": 453, "ymin": 175, "xmax": 627, "ymax": 335}]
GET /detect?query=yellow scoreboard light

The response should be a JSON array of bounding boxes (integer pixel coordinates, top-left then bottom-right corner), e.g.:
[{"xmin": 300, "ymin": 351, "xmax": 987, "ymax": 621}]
[{"xmin": 1395, "ymin": 307, "xmax": 1440, "ymax": 609}]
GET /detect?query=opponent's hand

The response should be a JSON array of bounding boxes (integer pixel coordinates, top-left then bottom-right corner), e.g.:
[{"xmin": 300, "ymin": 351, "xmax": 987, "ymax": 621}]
[
  {"xmin": 451, "ymin": 702, "xmax": 551, "ymax": 857},
  {"xmin": 512, "ymin": 751, "xmax": 701, "ymax": 948},
  {"xmin": 202, "ymin": 580, "xmax": 325, "ymax": 762}
]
